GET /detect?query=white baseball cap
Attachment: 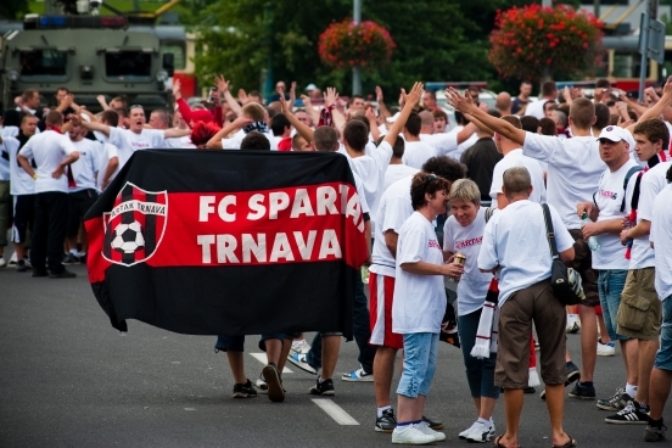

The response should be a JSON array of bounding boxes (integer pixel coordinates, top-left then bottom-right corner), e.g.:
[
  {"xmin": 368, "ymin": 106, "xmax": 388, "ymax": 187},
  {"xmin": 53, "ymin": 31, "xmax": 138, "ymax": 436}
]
[{"xmin": 597, "ymin": 125, "xmax": 629, "ymax": 143}]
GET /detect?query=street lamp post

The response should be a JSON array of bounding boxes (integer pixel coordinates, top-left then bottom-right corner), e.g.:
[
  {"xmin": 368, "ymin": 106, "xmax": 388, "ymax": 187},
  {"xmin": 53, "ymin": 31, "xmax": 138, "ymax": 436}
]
[{"xmin": 352, "ymin": 0, "xmax": 362, "ymax": 96}]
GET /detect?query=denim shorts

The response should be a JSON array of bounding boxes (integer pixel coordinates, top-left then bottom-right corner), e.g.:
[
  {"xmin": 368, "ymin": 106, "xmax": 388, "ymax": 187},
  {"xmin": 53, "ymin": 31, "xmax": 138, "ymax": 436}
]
[
  {"xmin": 654, "ymin": 296, "xmax": 672, "ymax": 372},
  {"xmin": 396, "ymin": 332, "xmax": 439, "ymax": 398},
  {"xmin": 597, "ymin": 269, "xmax": 628, "ymax": 341}
]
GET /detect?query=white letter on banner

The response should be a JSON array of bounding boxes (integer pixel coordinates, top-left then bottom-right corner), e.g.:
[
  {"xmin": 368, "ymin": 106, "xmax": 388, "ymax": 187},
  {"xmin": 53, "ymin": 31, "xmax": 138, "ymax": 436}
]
[
  {"xmin": 242, "ymin": 233, "xmax": 267, "ymax": 263},
  {"xmin": 247, "ymin": 193, "xmax": 266, "ymax": 221},
  {"xmin": 316, "ymin": 186, "xmax": 338, "ymax": 215},
  {"xmin": 293, "ymin": 230, "xmax": 317, "ymax": 260},
  {"xmin": 269, "ymin": 232, "xmax": 294, "ymax": 262},
  {"xmin": 216, "ymin": 234, "xmax": 239, "ymax": 263},
  {"xmin": 197, "ymin": 234, "xmax": 215, "ymax": 263},
  {"xmin": 318, "ymin": 229, "xmax": 342, "ymax": 259},
  {"xmin": 268, "ymin": 191, "xmax": 290, "ymax": 219},
  {"xmin": 290, "ymin": 188, "xmax": 315, "ymax": 219},
  {"xmin": 199, "ymin": 196, "xmax": 216, "ymax": 222},
  {"xmin": 217, "ymin": 195, "xmax": 237, "ymax": 222}
]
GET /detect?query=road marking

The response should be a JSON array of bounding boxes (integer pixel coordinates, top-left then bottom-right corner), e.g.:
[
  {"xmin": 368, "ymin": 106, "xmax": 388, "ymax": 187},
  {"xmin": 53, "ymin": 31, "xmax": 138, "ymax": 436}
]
[
  {"xmin": 249, "ymin": 352, "xmax": 293, "ymax": 374},
  {"xmin": 311, "ymin": 398, "xmax": 360, "ymax": 426}
]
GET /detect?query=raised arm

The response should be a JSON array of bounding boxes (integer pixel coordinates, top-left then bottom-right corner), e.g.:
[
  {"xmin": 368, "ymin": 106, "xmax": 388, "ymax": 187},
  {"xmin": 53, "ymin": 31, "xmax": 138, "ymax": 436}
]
[
  {"xmin": 447, "ymin": 87, "xmax": 525, "ymax": 145},
  {"xmin": 216, "ymin": 75, "xmax": 243, "ymax": 117},
  {"xmin": 626, "ymin": 76, "xmax": 672, "ymax": 133},
  {"xmin": 205, "ymin": 115, "xmax": 252, "ymax": 149},
  {"xmin": 278, "ymin": 92, "xmax": 314, "ymax": 144},
  {"xmin": 80, "ymin": 114, "xmax": 112, "ymax": 137},
  {"xmin": 383, "ymin": 81, "xmax": 423, "ymax": 147}
]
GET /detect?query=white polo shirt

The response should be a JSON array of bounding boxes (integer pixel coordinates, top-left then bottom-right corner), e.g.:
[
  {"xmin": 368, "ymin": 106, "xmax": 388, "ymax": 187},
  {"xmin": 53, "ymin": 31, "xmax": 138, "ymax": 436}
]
[
  {"xmin": 18, "ymin": 130, "xmax": 78, "ymax": 193},
  {"xmin": 5, "ymin": 136, "xmax": 34, "ymax": 195},
  {"xmin": 478, "ymin": 200, "xmax": 574, "ymax": 305}
]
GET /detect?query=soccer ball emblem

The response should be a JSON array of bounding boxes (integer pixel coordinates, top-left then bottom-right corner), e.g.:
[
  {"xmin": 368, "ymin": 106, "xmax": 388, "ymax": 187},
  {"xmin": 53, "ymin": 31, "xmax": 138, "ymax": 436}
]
[{"xmin": 110, "ymin": 221, "xmax": 145, "ymax": 254}]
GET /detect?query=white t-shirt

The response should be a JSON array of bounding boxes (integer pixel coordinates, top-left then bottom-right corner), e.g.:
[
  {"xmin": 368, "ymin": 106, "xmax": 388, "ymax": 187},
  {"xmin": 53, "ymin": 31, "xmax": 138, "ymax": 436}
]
[
  {"xmin": 392, "ymin": 211, "xmax": 447, "ymax": 334},
  {"xmin": 478, "ymin": 200, "xmax": 574, "ymax": 305},
  {"xmin": 523, "ymin": 132, "xmax": 605, "ymax": 229},
  {"xmin": 370, "ymin": 175, "xmax": 414, "ymax": 277},
  {"xmin": 420, "ymin": 131, "xmax": 459, "ymax": 158},
  {"xmin": 650, "ymin": 183, "xmax": 672, "ymax": 300},
  {"xmin": 18, "ymin": 130, "xmax": 78, "ymax": 193},
  {"xmin": 347, "ymin": 141, "xmax": 392, "ymax": 219},
  {"xmin": 525, "ymin": 98, "xmax": 553, "ymax": 119},
  {"xmin": 489, "ymin": 148, "xmax": 546, "ymax": 207},
  {"xmin": 166, "ymin": 135, "xmax": 196, "ymax": 149},
  {"xmin": 5, "ymin": 137, "xmax": 34, "ymax": 195},
  {"xmin": 591, "ymin": 160, "xmax": 640, "ymax": 270},
  {"xmin": 70, "ymin": 138, "xmax": 104, "ymax": 192},
  {"xmin": 626, "ymin": 161, "xmax": 672, "ymax": 269},
  {"xmin": 402, "ymin": 140, "xmax": 437, "ymax": 169},
  {"xmin": 443, "ymin": 207, "xmax": 491, "ymax": 316},
  {"xmin": 384, "ymin": 164, "xmax": 419, "ymax": 192},
  {"xmin": 120, "ymin": 128, "xmax": 167, "ymax": 151},
  {"xmin": 95, "ymin": 142, "xmax": 119, "ymax": 190}
]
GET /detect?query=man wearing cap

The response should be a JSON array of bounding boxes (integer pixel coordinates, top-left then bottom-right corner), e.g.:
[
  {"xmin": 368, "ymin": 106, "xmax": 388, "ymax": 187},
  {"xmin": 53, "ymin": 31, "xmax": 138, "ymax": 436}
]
[{"xmin": 575, "ymin": 125, "xmax": 640, "ymax": 401}]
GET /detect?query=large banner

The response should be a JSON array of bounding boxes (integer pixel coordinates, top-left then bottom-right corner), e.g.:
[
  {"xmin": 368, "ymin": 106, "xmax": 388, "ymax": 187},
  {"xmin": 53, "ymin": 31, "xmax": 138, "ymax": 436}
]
[{"xmin": 85, "ymin": 150, "xmax": 368, "ymax": 338}]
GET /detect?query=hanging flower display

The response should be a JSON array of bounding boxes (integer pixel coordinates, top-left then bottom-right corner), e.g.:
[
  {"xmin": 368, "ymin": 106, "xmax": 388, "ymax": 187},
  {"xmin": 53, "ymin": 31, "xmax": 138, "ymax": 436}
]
[
  {"xmin": 488, "ymin": 4, "xmax": 603, "ymax": 81},
  {"xmin": 318, "ymin": 19, "xmax": 396, "ymax": 70}
]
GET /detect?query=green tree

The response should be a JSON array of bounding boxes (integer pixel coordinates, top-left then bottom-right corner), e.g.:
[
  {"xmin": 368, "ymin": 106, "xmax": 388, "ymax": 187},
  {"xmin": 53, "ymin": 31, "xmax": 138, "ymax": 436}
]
[
  {"xmin": 193, "ymin": 0, "xmax": 514, "ymax": 97},
  {"xmin": 1, "ymin": 0, "xmax": 29, "ymax": 19}
]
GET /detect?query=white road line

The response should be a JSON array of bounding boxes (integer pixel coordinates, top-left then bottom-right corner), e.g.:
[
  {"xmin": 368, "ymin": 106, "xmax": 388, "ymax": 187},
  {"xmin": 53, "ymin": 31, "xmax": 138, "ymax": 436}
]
[
  {"xmin": 249, "ymin": 352, "xmax": 293, "ymax": 374},
  {"xmin": 311, "ymin": 398, "xmax": 360, "ymax": 426}
]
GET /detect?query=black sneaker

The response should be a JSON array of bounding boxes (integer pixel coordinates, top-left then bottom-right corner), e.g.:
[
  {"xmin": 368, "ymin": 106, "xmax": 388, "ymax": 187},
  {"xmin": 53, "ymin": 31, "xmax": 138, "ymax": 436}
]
[
  {"xmin": 16, "ymin": 260, "xmax": 31, "ymax": 273},
  {"xmin": 645, "ymin": 422, "xmax": 667, "ymax": 442},
  {"xmin": 32, "ymin": 269, "xmax": 48, "ymax": 278},
  {"xmin": 261, "ymin": 363, "xmax": 285, "ymax": 403},
  {"xmin": 524, "ymin": 386, "xmax": 537, "ymax": 394},
  {"xmin": 569, "ymin": 381, "xmax": 596, "ymax": 400},
  {"xmin": 422, "ymin": 415, "xmax": 444, "ymax": 430},
  {"xmin": 597, "ymin": 388, "xmax": 632, "ymax": 411},
  {"xmin": 605, "ymin": 400, "xmax": 650, "ymax": 425},
  {"xmin": 49, "ymin": 269, "xmax": 77, "ymax": 279},
  {"xmin": 565, "ymin": 361, "xmax": 580, "ymax": 386},
  {"xmin": 309, "ymin": 378, "xmax": 335, "ymax": 396},
  {"xmin": 375, "ymin": 408, "xmax": 396, "ymax": 432},
  {"xmin": 232, "ymin": 379, "xmax": 257, "ymax": 398}
]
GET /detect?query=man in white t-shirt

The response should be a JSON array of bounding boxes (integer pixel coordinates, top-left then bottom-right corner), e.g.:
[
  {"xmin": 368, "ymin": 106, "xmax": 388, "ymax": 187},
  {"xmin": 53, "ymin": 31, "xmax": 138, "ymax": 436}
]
[
  {"xmin": 478, "ymin": 167, "xmax": 575, "ymax": 448},
  {"xmin": 383, "ymin": 137, "xmax": 419, "ymax": 191},
  {"xmin": 646, "ymin": 165, "xmax": 672, "ymax": 442},
  {"xmin": 575, "ymin": 126, "xmax": 640, "ymax": 402},
  {"xmin": 402, "ymin": 112, "xmax": 437, "ymax": 169},
  {"xmin": 525, "ymin": 81, "xmax": 557, "ymax": 120},
  {"xmin": 17, "ymin": 111, "xmax": 80, "ymax": 278},
  {"xmin": 488, "ymin": 115, "xmax": 546, "ymax": 208}
]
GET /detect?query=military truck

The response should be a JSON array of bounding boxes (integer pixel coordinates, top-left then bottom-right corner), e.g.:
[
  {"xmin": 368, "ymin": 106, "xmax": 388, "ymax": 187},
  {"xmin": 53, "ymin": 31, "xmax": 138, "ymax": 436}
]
[{"xmin": 0, "ymin": 13, "xmax": 177, "ymax": 111}]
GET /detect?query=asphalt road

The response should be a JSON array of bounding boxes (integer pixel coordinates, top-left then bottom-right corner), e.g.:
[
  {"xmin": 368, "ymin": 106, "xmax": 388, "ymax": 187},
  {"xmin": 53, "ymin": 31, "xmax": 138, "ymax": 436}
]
[{"xmin": 1, "ymin": 263, "xmax": 670, "ymax": 448}]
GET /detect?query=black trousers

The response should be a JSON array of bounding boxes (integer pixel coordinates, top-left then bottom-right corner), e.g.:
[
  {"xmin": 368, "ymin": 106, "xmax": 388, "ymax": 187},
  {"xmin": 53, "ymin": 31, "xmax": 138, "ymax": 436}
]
[{"xmin": 31, "ymin": 191, "xmax": 68, "ymax": 274}]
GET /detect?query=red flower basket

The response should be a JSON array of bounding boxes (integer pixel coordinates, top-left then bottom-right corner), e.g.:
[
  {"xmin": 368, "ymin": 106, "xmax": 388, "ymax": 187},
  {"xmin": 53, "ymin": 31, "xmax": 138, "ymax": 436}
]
[
  {"xmin": 488, "ymin": 4, "xmax": 603, "ymax": 81},
  {"xmin": 318, "ymin": 19, "xmax": 396, "ymax": 70}
]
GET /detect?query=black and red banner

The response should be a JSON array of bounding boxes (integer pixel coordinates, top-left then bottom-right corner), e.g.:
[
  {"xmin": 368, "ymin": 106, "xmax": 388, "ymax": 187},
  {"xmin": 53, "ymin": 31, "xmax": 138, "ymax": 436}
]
[{"xmin": 85, "ymin": 150, "xmax": 368, "ymax": 337}]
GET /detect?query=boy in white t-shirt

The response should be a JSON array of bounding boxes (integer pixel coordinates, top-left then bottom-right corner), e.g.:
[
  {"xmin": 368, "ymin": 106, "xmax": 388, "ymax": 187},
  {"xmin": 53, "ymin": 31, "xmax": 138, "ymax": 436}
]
[
  {"xmin": 391, "ymin": 172, "xmax": 464, "ymax": 445},
  {"xmin": 443, "ymin": 179, "xmax": 498, "ymax": 443}
]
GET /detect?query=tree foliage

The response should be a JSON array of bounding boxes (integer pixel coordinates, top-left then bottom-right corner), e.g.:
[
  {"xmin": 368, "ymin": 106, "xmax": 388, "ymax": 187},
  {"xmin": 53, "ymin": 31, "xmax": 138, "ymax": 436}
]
[
  {"xmin": 0, "ymin": 0, "xmax": 30, "ymax": 20},
  {"xmin": 194, "ymin": 0, "xmax": 524, "ymax": 97}
]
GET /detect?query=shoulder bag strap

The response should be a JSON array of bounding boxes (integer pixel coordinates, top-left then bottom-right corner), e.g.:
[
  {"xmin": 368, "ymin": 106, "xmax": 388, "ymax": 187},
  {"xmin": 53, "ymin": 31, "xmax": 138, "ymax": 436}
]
[{"xmin": 541, "ymin": 203, "xmax": 560, "ymax": 259}]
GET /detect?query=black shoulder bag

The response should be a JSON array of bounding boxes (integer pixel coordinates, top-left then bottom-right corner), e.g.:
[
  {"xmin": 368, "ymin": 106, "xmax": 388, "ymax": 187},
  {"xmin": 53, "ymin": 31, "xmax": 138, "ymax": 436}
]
[{"xmin": 541, "ymin": 203, "xmax": 585, "ymax": 305}]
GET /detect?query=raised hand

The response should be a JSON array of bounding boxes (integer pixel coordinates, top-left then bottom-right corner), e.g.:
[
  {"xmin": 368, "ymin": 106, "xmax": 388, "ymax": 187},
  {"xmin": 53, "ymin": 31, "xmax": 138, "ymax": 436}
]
[
  {"xmin": 215, "ymin": 75, "xmax": 230, "ymax": 94},
  {"xmin": 324, "ymin": 87, "xmax": 339, "ymax": 108},
  {"xmin": 405, "ymin": 82, "xmax": 424, "ymax": 109},
  {"xmin": 172, "ymin": 78, "xmax": 182, "ymax": 99},
  {"xmin": 375, "ymin": 85, "xmax": 384, "ymax": 103}
]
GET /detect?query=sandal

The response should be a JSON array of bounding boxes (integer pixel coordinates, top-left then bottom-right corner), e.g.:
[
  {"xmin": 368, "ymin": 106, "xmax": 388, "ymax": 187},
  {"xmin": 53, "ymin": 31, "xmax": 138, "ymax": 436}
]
[
  {"xmin": 552, "ymin": 435, "xmax": 576, "ymax": 448},
  {"xmin": 494, "ymin": 435, "xmax": 520, "ymax": 448}
]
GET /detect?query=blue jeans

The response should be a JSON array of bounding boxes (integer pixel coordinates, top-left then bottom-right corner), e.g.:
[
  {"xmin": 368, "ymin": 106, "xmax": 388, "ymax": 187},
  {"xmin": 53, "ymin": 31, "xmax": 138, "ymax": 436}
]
[
  {"xmin": 458, "ymin": 309, "xmax": 500, "ymax": 399},
  {"xmin": 655, "ymin": 296, "xmax": 672, "ymax": 372},
  {"xmin": 397, "ymin": 332, "xmax": 439, "ymax": 398},
  {"xmin": 308, "ymin": 275, "xmax": 374, "ymax": 373},
  {"xmin": 598, "ymin": 269, "xmax": 628, "ymax": 341}
]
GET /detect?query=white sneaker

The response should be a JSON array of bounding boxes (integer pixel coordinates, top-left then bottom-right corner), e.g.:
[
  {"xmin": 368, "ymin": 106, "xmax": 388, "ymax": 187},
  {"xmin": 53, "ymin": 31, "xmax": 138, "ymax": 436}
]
[
  {"xmin": 416, "ymin": 421, "xmax": 446, "ymax": 442},
  {"xmin": 463, "ymin": 420, "xmax": 495, "ymax": 443},
  {"xmin": 0, "ymin": 257, "xmax": 6, "ymax": 268},
  {"xmin": 459, "ymin": 420, "xmax": 480, "ymax": 439},
  {"xmin": 597, "ymin": 340, "xmax": 616, "ymax": 357},
  {"xmin": 391, "ymin": 425, "xmax": 436, "ymax": 445},
  {"xmin": 341, "ymin": 367, "xmax": 374, "ymax": 382},
  {"xmin": 566, "ymin": 313, "xmax": 581, "ymax": 333}
]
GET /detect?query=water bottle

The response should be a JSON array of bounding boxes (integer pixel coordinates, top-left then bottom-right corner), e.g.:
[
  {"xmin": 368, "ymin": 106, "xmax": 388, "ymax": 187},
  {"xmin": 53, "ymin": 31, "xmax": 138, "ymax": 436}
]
[{"xmin": 581, "ymin": 211, "xmax": 600, "ymax": 251}]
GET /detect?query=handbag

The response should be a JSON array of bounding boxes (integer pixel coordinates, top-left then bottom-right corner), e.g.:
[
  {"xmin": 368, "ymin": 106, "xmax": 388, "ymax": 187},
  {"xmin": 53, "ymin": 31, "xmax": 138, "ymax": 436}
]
[{"xmin": 541, "ymin": 203, "xmax": 585, "ymax": 305}]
